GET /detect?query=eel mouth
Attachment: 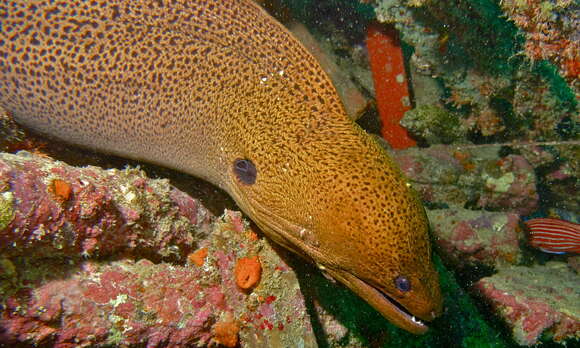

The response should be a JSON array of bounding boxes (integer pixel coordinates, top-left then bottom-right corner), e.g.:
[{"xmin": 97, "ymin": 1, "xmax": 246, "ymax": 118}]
[{"xmin": 328, "ymin": 269, "xmax": 429, "ymax": 334}]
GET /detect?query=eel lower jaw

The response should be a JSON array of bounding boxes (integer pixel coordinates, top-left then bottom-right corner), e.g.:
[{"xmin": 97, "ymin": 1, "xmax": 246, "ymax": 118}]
[{"xmin": 326, "ymin": 269, "xmax": 429, "ymax": 335}]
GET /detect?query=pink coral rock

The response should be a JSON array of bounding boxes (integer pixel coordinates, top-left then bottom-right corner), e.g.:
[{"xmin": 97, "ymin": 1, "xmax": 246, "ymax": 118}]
[
  {"xmin": 428, "ymin": 208, "xmax": 525, "ymax": 269},
  {"xmin": 391, "ymin": 145, "xmax": 539, "ymax": 215},
  {"xmin": 0, "ymin": 152, "xmax": 317, "ymax": 347},
  {"xmin": 0, "ymin": 152, "xmax": 211, "ymax": 261},
  {"xmin": 475, "ymin": 262, "xmax": 580, "ymax": 346}
]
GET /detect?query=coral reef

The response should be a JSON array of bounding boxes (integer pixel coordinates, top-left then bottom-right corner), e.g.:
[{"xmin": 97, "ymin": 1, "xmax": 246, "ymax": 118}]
[
  {"xmin": 369, "ymin": 0, "xmax": 578, "ymax": 143},
  {"xmin": 0, "ymin": 152, "xmax": 208, "ymax": 261},
  {"xmin": 500, "ymin": 0, "xmax": 579, "ymax": 85},
  {"xmin": 0, "ymin": 109, "xmax": 46, "ymax": 155},
  {"xmin": 0, "ymin": 152, "xmax": 317, "ymax": 347},
  {"xmin": 1, "ymin": 1, "xmax": 578, "ymax": 347},
  {"xmin": 475, "ymin": 262, "xmax": 580, "ymax": 346},
  {"xmin": 387, "ymin": 142, "xmax": 579, "ymax": 346},
  {"xmin": 391, "ymin": 144, "xmax": 539, "ymax": 215},
  {"xmin": 531, "ymin": 142, "xmax": 580, "ymax": 213},
  {"xmin": 401, "ymin": 104, "xmax": 468, "ymax": 145}
]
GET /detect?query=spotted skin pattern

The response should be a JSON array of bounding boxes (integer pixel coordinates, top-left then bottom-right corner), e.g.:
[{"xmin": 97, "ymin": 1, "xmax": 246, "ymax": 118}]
[{"xmin": 0, "ymin": 0, "xmax": 442, "ymax": 333}]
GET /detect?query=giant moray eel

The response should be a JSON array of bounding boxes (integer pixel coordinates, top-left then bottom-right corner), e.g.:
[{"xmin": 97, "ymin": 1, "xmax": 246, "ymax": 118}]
[{"xmin": 0, "ymin": 0, "xmax": 442, "ymax": 333}]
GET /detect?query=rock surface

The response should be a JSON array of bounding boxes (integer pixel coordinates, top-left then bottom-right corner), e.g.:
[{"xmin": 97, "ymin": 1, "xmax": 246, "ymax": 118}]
[
  {"xmin": 475, "ymin": 262, "xmax": 580, "ymax": 346},
  {"xmin": 0, "ymin": 152, "xmax": 317, "ymax": 347},
  {"xmin": 391, "ymin": 144, "xmax": 539, "ymax": 215},
  {"xmin": 428, "ymin": 208, "xmax": 524, "ymax": 270}
]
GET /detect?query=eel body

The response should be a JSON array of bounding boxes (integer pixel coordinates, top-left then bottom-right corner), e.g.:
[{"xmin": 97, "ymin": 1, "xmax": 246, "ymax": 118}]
[{"xmin": 0, "ymin": 0, "xmax": 442, "ymax": 333}]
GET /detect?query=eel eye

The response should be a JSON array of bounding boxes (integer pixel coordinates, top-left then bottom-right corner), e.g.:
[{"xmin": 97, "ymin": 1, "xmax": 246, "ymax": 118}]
[
  {"xmin": 233, "ymin": 158, "xmax": 257, "ymax": 185},
  {"xmin": 395, "ymin": 276, "xmax": 411, "ymax": 292}
]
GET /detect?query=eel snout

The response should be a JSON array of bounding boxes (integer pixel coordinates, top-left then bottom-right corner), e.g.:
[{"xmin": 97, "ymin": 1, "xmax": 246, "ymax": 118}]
[{"xmin": 328, "ymin": 269, "xmax": 439, "ymax": 334}]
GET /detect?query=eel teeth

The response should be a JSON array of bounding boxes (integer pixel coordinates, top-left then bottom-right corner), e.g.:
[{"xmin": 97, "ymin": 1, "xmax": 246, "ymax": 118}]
[{"xmin": 411, "ymin": 316, "xmax": 424, "ymax": 325}]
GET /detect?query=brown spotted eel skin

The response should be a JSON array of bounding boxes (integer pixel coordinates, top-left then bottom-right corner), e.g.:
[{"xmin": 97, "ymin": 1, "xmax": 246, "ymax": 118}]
[{"xmin": 0, "ymin": 0, "xmax": 442, "ymax": 333}]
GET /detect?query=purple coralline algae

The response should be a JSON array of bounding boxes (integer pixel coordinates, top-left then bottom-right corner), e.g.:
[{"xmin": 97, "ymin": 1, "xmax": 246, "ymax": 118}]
[
  {"xmin": 475, "ymin": 262, "xmax": 580, "ymax": 346},
  {"xmin": 0, "ymin": 152, "xmax": 317, "ymax": 347}
]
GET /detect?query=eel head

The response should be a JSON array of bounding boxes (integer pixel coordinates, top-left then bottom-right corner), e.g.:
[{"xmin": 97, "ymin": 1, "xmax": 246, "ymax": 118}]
[{"xmin": 226, "ymin": 122, "xmax": 442, "ymax": 334}]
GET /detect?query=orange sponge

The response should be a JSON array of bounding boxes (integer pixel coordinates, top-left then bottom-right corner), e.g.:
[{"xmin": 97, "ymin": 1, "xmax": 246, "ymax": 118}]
[{"xmin": 234, "ymin": 255, "xmax": 262, "ymax": 291}]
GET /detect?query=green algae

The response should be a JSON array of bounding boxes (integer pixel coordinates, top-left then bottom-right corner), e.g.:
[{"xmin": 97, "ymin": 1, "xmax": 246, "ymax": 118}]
[{"xmin": 0, "ymin": 191, "xmax": 15, "ymax": 231}]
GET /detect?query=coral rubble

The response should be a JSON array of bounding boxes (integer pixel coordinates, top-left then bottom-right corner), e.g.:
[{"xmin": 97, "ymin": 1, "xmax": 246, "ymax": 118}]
[
  {"xmin": 0, "ymin": 152, "xmax": 207, "ymax": 261},
  {"xmin": 428, "ymin": 208, "xmax": 524, "ymax": 270},
  {"xmin": 388, "ymin": 141, "xmax": 580, "ymax": 346}
]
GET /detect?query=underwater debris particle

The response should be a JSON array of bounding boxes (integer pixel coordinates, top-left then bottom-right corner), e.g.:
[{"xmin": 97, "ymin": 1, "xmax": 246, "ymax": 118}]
[
  {"xmin": 48, "ymin": 178, "xmax": 72, "ymax": 203},
  {"xmin": 188, "ymin": 247, "xmax": 208, "ymax": 266},
  {"xmin": 212, "ymin": 319, "xmax": 240, "ymax": 348},
  {"xmin": 234, "ymin": 255, "xmax": 262, "ymax": 291}
]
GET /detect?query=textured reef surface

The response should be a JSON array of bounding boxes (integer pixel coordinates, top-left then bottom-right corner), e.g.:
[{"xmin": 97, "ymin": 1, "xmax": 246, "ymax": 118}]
[
  {"xmin": 0, "ymin": 151, "xmax": 316, "ymax": 347},
  {"xmin": 1, "ymin": 0, "xmax": 579, "ymax": 347},
  {"xmin": 393, "ymin": 143, "xmax": 578, "ymax": 347},
  {"xmin": 370, "ymin": 0, "xmax": 578, "ymax": 143},
  {"xmin": 0, "ymin": 152, "xmax": 206, "ymax": 262},
  {"xmin": 475, "ymin": 262, "xmax": 579, "ymax": 346}
]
